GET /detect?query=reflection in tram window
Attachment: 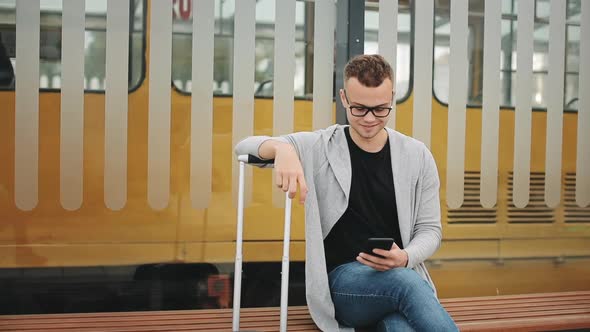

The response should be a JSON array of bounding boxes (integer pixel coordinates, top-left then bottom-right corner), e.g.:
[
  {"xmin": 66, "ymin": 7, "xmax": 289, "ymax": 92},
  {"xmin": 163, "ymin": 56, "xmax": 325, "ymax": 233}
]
[
  {"xmin": 171, "ymin": 0, "xmax": 413, "ymax": 100},
  {"xmin": 0, "ymin": 0, "xmax": 145, "ymax": 92},
  {"xmin": 433, "ymin": 0, "xmax": 581, "ymax": 111}
]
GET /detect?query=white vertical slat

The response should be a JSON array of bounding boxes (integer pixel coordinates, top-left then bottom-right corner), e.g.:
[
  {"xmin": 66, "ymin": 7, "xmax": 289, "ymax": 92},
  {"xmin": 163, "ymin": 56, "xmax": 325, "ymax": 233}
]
[
  {"xmin": 446, "ymin": 0, "xmax": 469, "ymax": 209},
  {"xmin": 60, "ymin": 0, "xmax": 85, "ymax": 211},
  {"xmin": 412, "ymin": 0, "xmax": 434, "ymax": 148},
  {"xmin": 148, "ymin": 0, "xmax": 173, "ymax": 210},
  {"xmin": 480, "ymin": 0, "xmax": 502, "ymax": 208},
  {"xmin": 104, "ymin": 0, "xmax": 130, "ymax": 211},
  {"xmin": 312, "ymin": 0, "xmax": 335, "ymax": 130},
  {"xmin": 191, "ymin": 0, "xmax": 215, "ymax": 209},
  {"xmin": 577, "ymin": 0, "xmax": 590, "ymax": 207},
  {"xmin": 15, "ymin": 0, "xmax": 40, "ymax": 211},
  {"xmin": 231, "ymin": 0, "xmax": 256, "ymax": 205},
  {"xmin": 544, "ymin": 0, "xmax": 566, "ymax": 208},
  {"xmin": 378, "ymin": 0, "xmax": 397, "ymax": 129},
  {"xmin": 272, "ymin": 0, "xmax": 296, "ymax": 206},
  {"xmin": 513, "ymin": 0, "xmax": 535, "ymax": 208}
]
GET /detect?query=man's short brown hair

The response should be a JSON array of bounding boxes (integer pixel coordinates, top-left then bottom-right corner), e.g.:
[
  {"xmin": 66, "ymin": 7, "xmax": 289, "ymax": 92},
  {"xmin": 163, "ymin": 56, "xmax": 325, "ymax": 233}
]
[{"xmin": 344, "ymin": 54, "xmax": 394, "ymax": 87}]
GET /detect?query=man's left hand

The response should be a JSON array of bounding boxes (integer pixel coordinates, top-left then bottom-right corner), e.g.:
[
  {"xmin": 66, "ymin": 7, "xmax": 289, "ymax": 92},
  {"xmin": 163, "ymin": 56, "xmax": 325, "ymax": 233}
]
[{"xmin": 357, "ymin": 243, "xmax": 408, "ymax": 271}]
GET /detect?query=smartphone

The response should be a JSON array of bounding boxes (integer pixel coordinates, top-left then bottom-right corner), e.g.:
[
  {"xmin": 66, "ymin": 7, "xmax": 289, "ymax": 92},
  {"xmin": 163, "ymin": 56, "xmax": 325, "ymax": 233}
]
[{"xmin": 364, "ymin": 238, "xmax": 395, "ymax": 258}]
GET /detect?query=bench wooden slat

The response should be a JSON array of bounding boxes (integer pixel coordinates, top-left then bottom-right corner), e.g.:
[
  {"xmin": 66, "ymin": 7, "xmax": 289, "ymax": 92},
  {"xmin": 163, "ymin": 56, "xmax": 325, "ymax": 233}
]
[
  {"xmin": 0, "ymin": 314, "xmax": 316, "ymax": 330},
  {"xmin": 459, "ymin": 314, "xmax": 590, "ymax": 332},
  {"xmin": 452, "ymin": 307, "xmax": 590, "ymax": 321},
  {"xmin": 0, "ymin": 310, "xmax": 310, "ymax": 322},
  {"xmin": 0, "ymin": 320, "xmax": 320, "ymax": 332},
  {"xmin": 449, "ymin": 303, "xmax": 590, "ymax": 316},
  {"xmin": 0, "ymin": 306, "xmax": 311, "ymax": 320},
  {"xmin": 440, "ymin": 290, "xmax": 590, "ymax": 304},
  {"xmin": 1, "ymin": 291, "xmax": 589, "ymax": 331},
  {"xmin": 445, "ymin": 299, "xmax": 590, "ymax": 312}
]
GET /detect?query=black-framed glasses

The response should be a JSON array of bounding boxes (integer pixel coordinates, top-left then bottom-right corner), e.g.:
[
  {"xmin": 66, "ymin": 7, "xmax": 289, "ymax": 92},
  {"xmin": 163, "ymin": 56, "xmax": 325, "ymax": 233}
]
[{"xmin": 343, "ymin": 90, "xmax": 394, "ymax": 118}]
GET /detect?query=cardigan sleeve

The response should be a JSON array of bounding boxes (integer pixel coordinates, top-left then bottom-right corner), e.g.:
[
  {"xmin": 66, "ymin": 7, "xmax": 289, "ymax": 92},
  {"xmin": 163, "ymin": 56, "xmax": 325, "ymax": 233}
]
[
  {"xmin": 234, "ymin": 131, "xmax": 322, "ymax": 166},
  {"xmin": 404, "ymin": 145, "xmax": 443, "ymax": 269},
  {"xmin": 234, "ymin": 135, "xmax": 287, "ymax": 167}
]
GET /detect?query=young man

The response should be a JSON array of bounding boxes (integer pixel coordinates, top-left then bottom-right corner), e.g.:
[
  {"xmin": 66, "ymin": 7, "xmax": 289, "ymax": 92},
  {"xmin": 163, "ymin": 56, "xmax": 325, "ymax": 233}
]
[{"xmin": 235, "ymin": 54, "xmax": 457, "ymax": 331}]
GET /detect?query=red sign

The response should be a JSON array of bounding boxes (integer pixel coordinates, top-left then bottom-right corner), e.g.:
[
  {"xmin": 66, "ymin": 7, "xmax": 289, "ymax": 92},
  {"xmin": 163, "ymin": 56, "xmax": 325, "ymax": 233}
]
[{"xmin": 172, "ymin": 0, "xmax": 192, "ymax": 21}]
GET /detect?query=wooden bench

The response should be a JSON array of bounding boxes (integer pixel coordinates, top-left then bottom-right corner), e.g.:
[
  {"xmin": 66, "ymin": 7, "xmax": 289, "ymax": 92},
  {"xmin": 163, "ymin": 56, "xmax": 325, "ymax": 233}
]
[{"xmin": 1, "ymin": 291, "xmax": 589, "ymax": 331}]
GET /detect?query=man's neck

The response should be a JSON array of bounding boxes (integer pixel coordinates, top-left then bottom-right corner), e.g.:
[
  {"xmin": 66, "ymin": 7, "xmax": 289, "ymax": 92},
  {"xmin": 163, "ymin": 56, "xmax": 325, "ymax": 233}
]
[{"xmin": 349, "ymin": 127, "xmax": 388, "ymax": 153}]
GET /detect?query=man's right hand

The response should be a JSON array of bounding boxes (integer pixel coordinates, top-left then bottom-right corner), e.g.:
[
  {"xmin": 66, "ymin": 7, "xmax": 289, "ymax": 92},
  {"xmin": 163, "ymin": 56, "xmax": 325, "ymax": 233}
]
[
  {"xmin": 274, "ymin": 143, "xmax": 308, "ymax": 204},
  {"xmin": 258, "ymin": 140, "xmax": 307, "ymax": 204}
]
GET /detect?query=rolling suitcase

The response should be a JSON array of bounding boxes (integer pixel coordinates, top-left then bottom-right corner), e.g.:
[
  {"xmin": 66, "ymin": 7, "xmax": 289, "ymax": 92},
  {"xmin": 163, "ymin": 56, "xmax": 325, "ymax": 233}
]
[{"xmin": 233, "ymin": 155, "xmax": 293, "ymax": 332}]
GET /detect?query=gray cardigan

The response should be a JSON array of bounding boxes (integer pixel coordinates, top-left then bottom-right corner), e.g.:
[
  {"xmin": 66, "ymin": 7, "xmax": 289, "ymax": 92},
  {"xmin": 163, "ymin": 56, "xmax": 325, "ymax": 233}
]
[{"xmin": 235, "ymin": 124, "xmax": 442, "ymax": 331}]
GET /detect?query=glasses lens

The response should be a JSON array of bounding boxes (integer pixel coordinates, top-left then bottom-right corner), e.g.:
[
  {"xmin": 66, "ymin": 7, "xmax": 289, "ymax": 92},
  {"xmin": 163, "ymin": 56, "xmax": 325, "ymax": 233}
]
[
  {"xmin": 350, "ymin": 107, "xmax": 367, "ymax": 117},
  {"xmin": 373, "ymin": 107, "xmax": 391, "ymax": 117}
]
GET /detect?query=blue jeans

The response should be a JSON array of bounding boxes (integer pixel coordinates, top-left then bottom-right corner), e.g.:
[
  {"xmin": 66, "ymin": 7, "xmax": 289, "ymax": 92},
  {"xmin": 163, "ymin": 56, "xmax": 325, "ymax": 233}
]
[{"xmin": 328, "ymin": 262, "xmax": 458, "ymax": 332}]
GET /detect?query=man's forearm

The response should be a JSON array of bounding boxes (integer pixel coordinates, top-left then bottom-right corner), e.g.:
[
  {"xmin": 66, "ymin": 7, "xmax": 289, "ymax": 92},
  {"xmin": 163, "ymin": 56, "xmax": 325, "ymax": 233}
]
[{"xmin": 258, "ymin": 139, "xmax": 292, "ymax": 160}]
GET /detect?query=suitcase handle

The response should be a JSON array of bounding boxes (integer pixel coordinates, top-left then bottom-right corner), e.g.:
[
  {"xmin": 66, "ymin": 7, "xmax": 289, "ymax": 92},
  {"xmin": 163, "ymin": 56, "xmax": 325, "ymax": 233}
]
[
  {"xmin": 237, "ymin": 154, "xmax": 275, "ymax": 165},
  {"xmin": 233, "ymin": 155, "xmax": 291, "ymax": 332}
]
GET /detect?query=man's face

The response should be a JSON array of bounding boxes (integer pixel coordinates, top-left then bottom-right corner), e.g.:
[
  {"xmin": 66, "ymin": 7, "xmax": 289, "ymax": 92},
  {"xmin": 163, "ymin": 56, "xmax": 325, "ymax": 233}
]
[{"xmin": 339, "ymin": 77, "xmax": 394, "ymax": 141}]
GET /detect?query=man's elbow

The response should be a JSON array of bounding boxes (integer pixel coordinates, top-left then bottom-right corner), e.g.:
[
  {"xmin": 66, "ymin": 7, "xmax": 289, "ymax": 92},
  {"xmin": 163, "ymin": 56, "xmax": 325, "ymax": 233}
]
[
  {"xmin": 234, "ymin": 138, "xmax": 248, "ymax": 156},
  {"xmin": 234, "ymin": 136, "xmax": 272, "ymax": 157},
  {"xmin": 433, "ymin": 224, "xmax": 443, "ymax": 249},
  {"xmin": 418, "ymin": 223, "xmax": 442, "ymax": 251},
  {"xmin": 434, "ymin": 231, "xmax": 442, "ymax": 251}
]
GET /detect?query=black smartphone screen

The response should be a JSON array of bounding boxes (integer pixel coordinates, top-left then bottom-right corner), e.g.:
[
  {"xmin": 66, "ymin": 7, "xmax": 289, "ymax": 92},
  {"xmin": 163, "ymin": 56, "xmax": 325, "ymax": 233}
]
[{"xmin": 365, "ymin": 237, "xmax": 395, "ymax": 258}]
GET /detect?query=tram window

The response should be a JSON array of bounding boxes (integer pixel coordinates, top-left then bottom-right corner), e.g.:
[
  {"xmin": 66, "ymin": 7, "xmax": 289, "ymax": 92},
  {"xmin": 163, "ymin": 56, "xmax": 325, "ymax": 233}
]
[
  {"xmin": 0, "ymin": 1, "xmax": 15, "ymax": 89},
  {"xmin": 0, "ymin": 0, "xmax": 145, "ymax": 92},
  {"xmin": 172, "ymin": 0, "xmax": 309, "ymax": 97},
  {"xmin": 364, "ymin": 1, "xmax": 412, "ymax": 102},
  {"xmin": 564, "ymin": 8, "xmax": 580, "ymax": 110},
  {"xmin": 0, "ymin": 3, "xmax": 14, "ymax": 89},
  {"xmin": 433, "ymin": 0, "xmax": 581, "ymax": 112},
  {"xmin": 172, "ymin": 0, "xmax": 414, "ymax": 101}
]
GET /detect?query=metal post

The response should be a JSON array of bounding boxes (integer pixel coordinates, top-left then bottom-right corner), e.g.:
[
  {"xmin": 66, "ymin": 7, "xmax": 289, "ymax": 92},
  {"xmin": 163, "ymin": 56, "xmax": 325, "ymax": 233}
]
[
  {"xmin": 279, "ymin": 192, "xmax": 292, "ymax": 332},
  {"xmin": 335, "ymin": 0, "xmax": 365, "ymax": 125},
  {"xmin": 232, "ymin": 160, "xmax": 246, "ymax": 331}
]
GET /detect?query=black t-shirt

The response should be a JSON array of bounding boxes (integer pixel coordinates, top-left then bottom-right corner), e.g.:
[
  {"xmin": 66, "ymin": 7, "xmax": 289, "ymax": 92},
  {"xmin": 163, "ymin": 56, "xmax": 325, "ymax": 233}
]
[{"xmin": 324, "ymin": 127, "xmax": 403, "ymax": 273}]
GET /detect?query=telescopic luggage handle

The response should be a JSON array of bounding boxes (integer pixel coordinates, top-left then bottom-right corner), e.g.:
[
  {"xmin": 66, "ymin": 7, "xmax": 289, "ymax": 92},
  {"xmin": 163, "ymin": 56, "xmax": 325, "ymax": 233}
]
[{"xmin": 233, "ymin": 155, "xmax": 291, "ymax": 332}]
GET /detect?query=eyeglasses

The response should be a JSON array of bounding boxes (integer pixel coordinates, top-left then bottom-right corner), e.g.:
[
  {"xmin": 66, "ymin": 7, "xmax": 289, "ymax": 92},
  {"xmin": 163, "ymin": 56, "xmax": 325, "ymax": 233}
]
[{"xmin": 343, "ymin": 90, "xmax": 394, "ymax": 118}]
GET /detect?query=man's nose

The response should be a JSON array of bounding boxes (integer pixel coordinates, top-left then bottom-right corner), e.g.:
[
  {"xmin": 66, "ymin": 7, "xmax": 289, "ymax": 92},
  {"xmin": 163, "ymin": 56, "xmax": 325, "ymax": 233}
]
[{"xmin": 364, "ymin": 110, "xmax": 377, "ymax": 121}]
